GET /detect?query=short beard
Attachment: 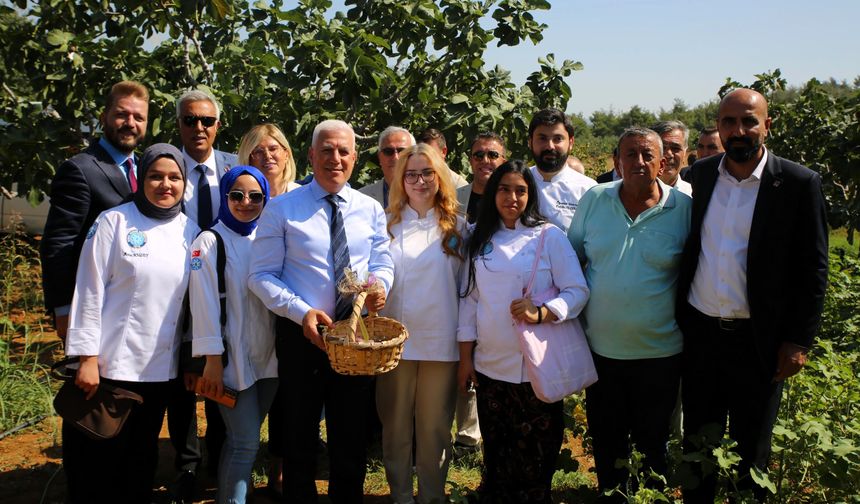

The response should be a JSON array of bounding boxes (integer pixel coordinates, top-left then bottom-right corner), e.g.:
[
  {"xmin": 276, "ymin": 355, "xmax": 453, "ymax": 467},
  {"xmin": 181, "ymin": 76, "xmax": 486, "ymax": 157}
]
[
  {"xmin": 104, "ymin": 125, "xmax": 143, "ymax": 154},
  {"xmin": 533, "ymin": 150, "xmax": 567, "ymax": 173},
  {"xmin": 725, "ymin": 137, "xmax": 761, "ymax": 163}
]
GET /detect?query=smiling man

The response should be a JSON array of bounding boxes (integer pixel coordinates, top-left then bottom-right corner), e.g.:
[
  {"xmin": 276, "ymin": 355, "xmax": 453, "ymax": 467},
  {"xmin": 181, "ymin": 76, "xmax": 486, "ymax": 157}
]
[
  {"xmin": 568, "ymin": 127, "xmax": 692, "ymax": 501},
  {"xmin": 678, "ymin": 89, "xmax": 828, "ymax": 503},
  {"xmin": 527, "ymin": 108, "xmax": 596, "ymax": 231},
  {"xmin": 249, "ymin": 119, "xmax": 394, "ymax": 503},
  {"xmin": 176, "ymin": 89, "xmax": 237, "ymax": 230},
  {"xmin": 457, "ymin": 131, "xmax": 507, "ymax": 223},
  {"xmin": 653, "ymin": 120, "xmax": 692, "ymax": 196}
]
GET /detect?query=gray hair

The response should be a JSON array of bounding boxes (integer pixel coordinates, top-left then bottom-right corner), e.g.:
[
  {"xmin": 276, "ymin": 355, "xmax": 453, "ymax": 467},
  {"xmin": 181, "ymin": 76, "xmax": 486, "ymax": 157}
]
[
  {"xmin": 175, "ymin": 89, "xmax": 221, "ymax": 121},
  {"xmin": 651, "ymin": 120, "xmax": 689, "ymax": 145},
  {"xmin": 377, "ymin": 126, "xmax": 415, "ymax": 150},
  {"xmin": 617, "ymin": 127, "xmax": 664, "ymax": 157},
  {"xmin": 312, "ymin": 119, "xmax": 356, "ymax": 149}
]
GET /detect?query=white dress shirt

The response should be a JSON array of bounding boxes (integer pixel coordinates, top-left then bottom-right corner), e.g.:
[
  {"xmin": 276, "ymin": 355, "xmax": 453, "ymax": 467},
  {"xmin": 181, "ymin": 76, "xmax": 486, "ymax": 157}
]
[
  {"xmin": 688, "ymin": 150, "xmax": 768, "ymax": 318},
  {"xmin": 183, "ymin": 148, "xmax": 220, "ymax": 224},
  {"xmin": 674, "ymin": 177, "xmax": 693, "ymax": 197},
  {"xmin": 189, "ymin": 222, "xmax": 278, "ymax": 391},
  {"xmin": 457, "ymin": 222, "xmax": 589, "ymax": 383},
  {"xmin": 381, "ymin": 207, "xmax": 466, "ymax": 362},
  {"xmin": 529, "ymin": 165, "xmax": 597, "ymax": 232},
  {"xmin": 248, "ymin": 179, "xmax": 394, "ymax": 324},
  {"xmin": 65, "ymin": 202, "xmax": 199, "ymax": 382}
]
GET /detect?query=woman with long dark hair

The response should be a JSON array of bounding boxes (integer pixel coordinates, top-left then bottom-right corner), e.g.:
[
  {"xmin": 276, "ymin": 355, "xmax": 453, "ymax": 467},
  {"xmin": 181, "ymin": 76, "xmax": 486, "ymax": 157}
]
[{"xmin": 458, "ymin": 160, "xmax": 589, "ymax": 503}]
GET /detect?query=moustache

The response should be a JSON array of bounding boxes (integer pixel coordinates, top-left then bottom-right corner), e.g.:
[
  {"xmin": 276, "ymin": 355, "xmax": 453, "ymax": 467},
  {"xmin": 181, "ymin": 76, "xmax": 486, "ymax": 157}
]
[{"xmin": 726, "ymin": 137, "xmax": 753, "ymax": 147}]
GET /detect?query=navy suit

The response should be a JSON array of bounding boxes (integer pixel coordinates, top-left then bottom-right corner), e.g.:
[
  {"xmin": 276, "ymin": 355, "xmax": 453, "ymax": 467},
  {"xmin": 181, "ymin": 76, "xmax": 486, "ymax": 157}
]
[
  {"xmin": 677, "ymin": 152, "xmax": 828, "ymax": 501},
  {"xmin": 40, "ymin": 142, "xmax": 133, "ymax": 312}
]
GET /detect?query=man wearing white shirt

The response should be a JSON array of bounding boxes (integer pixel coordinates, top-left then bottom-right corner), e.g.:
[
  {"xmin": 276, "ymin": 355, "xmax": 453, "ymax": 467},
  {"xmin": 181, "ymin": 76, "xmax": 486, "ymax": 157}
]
[
  {"xmin": 677, "ymin": 89, "xmax": 828, "ymax": 502},
  {"xmin": 249, "ymin": 119, "xmax": 394, "ymax": 503},
  {"xmin": 526, "ymin": 108, "xmax": 597, "ymax": 231},
  {"xmin": 652, "ymin": 120, "xmax": 693, "ymax": 197},
  {"xmin": 170, "ymin": 89, "xmax": 237, "ymax": 499}
]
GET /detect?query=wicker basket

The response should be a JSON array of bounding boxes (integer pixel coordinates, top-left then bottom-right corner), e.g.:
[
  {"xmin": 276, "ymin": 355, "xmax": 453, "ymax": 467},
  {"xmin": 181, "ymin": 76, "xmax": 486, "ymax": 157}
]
[{"xmin": 324, "ymin": 291, "xmax": 409, "ymax": 376}]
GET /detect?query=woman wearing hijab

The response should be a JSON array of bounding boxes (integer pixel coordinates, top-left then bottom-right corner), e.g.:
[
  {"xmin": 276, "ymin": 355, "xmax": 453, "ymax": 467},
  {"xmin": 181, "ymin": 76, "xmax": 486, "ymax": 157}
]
[
  {"xmin": 65, "ymin": 143, "xmax": 199, "ymax": 504},
  {"xmin": 189, "ymin": 166, "xmax": 277, "ymax": 504}
]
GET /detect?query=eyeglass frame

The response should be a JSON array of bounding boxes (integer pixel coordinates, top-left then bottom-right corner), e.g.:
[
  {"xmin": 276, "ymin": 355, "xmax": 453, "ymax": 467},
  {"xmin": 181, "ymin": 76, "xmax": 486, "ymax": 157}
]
[
  {"xmin": 471, "ymin": 150, "xmax": 501, "ymax": 161},
  {"xmin": 182, "ymin": 115, "xmax": 218, "ymax": 128},
  {"xmin": 404, "ymin": 168, "xmax": 436, "ymax": 185},
  {"xmin": 227, "ymin": 190, "xmax": 265, "ymax": 204}
]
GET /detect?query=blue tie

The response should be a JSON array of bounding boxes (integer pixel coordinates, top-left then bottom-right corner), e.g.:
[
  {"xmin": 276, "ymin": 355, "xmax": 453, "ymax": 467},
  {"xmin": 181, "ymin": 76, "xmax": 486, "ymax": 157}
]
[
  {"xmin": 196, "ymin": 164, "xmax": 213, "ymax": 229},
  {"xmin": 326, "ymin": 194, "xmax": 352, "ymax": 321}
]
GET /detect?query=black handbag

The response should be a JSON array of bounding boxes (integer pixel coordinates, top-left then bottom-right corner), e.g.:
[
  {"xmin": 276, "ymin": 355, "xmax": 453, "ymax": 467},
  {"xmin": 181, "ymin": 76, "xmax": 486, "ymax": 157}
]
[{"xmin": 51, "ymin": 358, "xmax": 144, "ymax": 440}]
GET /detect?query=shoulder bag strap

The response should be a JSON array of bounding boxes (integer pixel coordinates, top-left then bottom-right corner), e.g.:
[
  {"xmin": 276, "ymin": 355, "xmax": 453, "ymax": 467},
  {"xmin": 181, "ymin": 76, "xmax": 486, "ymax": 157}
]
[{"xmin": 523, "ymin": 226, "xmax": 549, "ymax": 298}]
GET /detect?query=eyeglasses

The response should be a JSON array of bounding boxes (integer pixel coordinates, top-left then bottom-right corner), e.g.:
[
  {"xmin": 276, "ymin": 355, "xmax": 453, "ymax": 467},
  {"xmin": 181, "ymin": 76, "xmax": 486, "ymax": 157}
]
[
  {"xmin": 227, "ymin": 191, "xmax": 264, "ymax": 204},
  {"xmin": 404, "ymin": 169, "xmax": 436, "ymax": 184},
  {"xmin": 380, "ymin": 146, "xmax": 407, "ymax": 157},
  {"xmin": 182, "ymin": 115, "xmax": 217, "ymax": 128},
  {"xmin": 472, "ymin": 150, "xmax": 501, "ymax": 161},
  {"xmin": 250, "ymin": 145, "xmax": 285, "ymax": 159}
]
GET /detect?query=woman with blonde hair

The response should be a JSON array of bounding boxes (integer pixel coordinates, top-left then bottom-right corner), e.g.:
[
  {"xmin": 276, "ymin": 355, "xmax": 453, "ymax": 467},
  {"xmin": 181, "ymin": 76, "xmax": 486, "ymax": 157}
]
[
  {"xmin": 237, "ymin": 123, "xmax": 299, "ymax": 197},
  {"xmin": 377, "ymin": 143, "xmax": 467, "ymax": 504}
]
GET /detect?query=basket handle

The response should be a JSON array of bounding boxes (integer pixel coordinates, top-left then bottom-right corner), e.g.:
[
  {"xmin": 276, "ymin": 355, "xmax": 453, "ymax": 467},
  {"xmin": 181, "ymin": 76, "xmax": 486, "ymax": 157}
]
[{"xmin": 346, "ymin": 291, "xmax": 367, "ymax": 342}]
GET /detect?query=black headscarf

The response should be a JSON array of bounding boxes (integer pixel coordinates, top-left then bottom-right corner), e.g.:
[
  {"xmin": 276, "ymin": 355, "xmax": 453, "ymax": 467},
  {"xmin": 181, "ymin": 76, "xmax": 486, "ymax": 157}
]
[{"xmin": 133, "ymin": 143, "xmax": 187, "ymax": 221}]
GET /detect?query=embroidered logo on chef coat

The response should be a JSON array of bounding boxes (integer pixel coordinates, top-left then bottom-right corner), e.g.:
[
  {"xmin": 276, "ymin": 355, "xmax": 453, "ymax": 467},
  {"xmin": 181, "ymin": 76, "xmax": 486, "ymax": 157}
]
[
  {"xmin": 192, "ymin": 249, "xmax": 201, "ymax": 258},
  {"xmin": 481, "ymin": 241, "xmax": 494, "ymax": 256},
  {"xmin": 190, "ymin": 257, "xmax": 203, "ymax": 271},
  {"xmin": 127, "ymin": 230, "xmax": 147, "ymax": 248},
  {"xmin": 86, "ymin": 221, "xmax": 99, "ymax": 239}
]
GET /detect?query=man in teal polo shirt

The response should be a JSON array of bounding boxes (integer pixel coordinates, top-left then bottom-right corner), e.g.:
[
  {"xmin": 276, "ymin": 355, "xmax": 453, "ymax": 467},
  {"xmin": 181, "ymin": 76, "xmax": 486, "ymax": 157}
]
[{"xmin": 568, "ymin": 127, "xmax": 692, "ymax": 501}]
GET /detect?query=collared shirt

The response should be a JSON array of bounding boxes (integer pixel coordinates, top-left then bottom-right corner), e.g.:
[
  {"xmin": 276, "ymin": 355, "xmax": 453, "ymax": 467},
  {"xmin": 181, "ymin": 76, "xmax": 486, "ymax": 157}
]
[
  {"xmin": 674, "ymin": 177, "xmax": 693, "ymax": 197},
  {"xmin": 190, "ymin": 222, "xmax": 277, "ymax": 391},
  {"xmin": 568, "ymin": 180, "xmax": 691, "ymax": 359},
  {"xmin": 65, "ymin": 202, "xmax": 199, "ymax": 382},
  {"xmin": 98, "ymin": 137, "xmax": 135, "ymax": 179},
  {"xmin": 458, "ymin": 222, "xmax": 589, "ymax": 384},
  {"xmin": 248, "ymin": 179, "xmax": 394, "ymax": 325},
  {"xmin": 182, "ymin": 148, "xmax": 219, "ymax": 225},
  {"xmin": 529, "ymin": 165, "xmax": 597, "ymax": 232},
  {"xmin": 382, "ymin": 207, "xmax": 466, "ymax": 362},
  {"xmin": 688, "ymin": 150, "xmax": 768, "ymax": 318}
]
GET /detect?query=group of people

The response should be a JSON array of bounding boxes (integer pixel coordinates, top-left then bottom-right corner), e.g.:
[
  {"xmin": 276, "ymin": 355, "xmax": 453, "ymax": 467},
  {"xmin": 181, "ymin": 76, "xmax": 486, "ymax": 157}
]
[{"xmin": 39, "ymin": 80, "xmax": 828, "ymax": 504}]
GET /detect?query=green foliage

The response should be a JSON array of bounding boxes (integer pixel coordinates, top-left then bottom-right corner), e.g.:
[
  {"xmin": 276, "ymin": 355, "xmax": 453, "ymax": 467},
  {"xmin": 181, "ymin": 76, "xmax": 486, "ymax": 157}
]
[{"xmin": 0, "ymin": 0, "xmax": 583, "ymax": 196}]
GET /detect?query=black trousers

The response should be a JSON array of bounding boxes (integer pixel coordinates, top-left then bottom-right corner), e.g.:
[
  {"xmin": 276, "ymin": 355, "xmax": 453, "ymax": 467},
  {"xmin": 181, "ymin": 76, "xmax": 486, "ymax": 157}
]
[
  {"xmin": 166, "ymin": 375, "xmax": 226, "ymax": 476},
  {"xmin": 475, "ymin": 372, "xmax": 564, "ymax": 504},
  {"xmin": 680, "ymin": 305, "xmax": 783, "ymax": 503},
  {"xmin": 276, "ymin": 317, "xmax": 372, "ymax": 504},
  {"xmin": 585, "ymin": 353, "xmax": 681, "ymax": 501},
  {"xmin": 62, "ymin": 380, "xmax": 170, "ymax": 504}
]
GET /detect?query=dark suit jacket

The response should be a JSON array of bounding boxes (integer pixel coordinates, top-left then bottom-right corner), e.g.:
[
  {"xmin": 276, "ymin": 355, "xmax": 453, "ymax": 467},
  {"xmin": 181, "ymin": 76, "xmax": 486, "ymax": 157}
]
[
  {"xmin": 596, "ymin": 170, "xmax": 615, "ymax": 184},
  {"xmin": 40, "ymin": 141, "xmax": 133, "ymax": 312},
  {"xmin": 677, "ymin": 152, "xmax": 828, "ymax": 374}
]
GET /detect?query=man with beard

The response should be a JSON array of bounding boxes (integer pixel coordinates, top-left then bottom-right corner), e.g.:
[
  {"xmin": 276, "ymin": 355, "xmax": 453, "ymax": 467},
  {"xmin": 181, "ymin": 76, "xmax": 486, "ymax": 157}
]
[
  {"xmin": 652, "ymin": 120, "xmax": 692, "ymax": 196},
  {"xmin": 39, "ymin": 80, "xmax": 149, "ymax": 502},
  {"xmin": 527, "ymin": 108, "xmax": 596, "ymax": 231},
  {"xmin": 677, "ymin": 88, "xmax": 828, "ymax": 502}
]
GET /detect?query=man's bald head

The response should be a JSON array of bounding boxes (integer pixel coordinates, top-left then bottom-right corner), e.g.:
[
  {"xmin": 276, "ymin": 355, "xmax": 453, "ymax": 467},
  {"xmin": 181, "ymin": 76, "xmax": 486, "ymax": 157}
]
[{"xmin": 718, "ymin": 88, "xmax": 771, "ymax": 165}]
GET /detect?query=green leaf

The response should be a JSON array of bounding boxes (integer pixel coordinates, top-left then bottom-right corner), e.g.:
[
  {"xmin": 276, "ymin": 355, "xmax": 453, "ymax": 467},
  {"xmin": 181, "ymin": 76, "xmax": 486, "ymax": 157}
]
[
  {"xmin": 450, "ymin": 94, "xmax": 469, "ymax": 104},
  {"xmin": 45, "ymin": 30, "xmax": 73, "ymax": 47},
  {"xmin": 750, "ymin": 467, "xmax": 777, "ymax": 494}
]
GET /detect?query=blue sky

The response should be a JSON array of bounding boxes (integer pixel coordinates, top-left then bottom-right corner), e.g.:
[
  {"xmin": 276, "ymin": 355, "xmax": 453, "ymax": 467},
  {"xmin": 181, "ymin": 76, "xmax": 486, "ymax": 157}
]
[{"xmin": 481, "ymin": 0, "xmax": 860, "ymax": 117}]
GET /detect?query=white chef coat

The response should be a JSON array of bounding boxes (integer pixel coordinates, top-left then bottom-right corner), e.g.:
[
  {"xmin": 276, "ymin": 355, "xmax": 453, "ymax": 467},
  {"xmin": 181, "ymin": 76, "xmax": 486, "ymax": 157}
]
[
  {"xmin": 381, "ymin": 207, "xmax": 466, "ymax": 362},
  {"xmin": 189, "ymin": 222, "xmax": 278, "ymax": 391},
  {"xmin": 65, "ymin": 202, "xmax": 199, "ymax": 382},
  {"xmin": 529, "ymin": 165, "xmax": 597, "ymax": 232},
  {"xmin": 457, "ymin": 222, "xmax": 589, "ymax": 383}
]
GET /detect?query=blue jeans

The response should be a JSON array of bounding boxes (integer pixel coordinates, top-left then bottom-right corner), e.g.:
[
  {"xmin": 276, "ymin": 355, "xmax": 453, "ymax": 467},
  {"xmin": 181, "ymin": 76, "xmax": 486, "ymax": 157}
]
[{"xmin": 217, "ymin": 378, "xmax": 278, "ymax": 504}]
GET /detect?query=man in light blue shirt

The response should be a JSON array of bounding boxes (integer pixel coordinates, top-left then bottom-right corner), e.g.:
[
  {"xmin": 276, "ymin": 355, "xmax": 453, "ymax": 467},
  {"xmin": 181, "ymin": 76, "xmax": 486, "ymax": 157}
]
[
  {"xmin": 249, "ymin": 119, "xmax": 393, "ymax": 503},
  {"xmin": 568, "ymin": 127, "xmax": 691, "ymax": 500}
]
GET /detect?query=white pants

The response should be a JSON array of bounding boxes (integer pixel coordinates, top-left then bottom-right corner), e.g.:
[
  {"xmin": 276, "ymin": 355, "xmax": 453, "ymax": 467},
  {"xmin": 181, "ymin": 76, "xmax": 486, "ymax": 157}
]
[{"xmin": 376, "ymin": 360, "xmax": 457, "ymax": 504}]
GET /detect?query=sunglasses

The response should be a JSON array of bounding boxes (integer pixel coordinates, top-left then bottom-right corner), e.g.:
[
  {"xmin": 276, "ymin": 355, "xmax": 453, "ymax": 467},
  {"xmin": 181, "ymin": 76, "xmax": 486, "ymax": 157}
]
[
  {"xmin": 404, "ymin": 169, "xmax": 436, "ymax": 184},
  {"xmin": 472, "ymin": 150, "xmax": 501, "ymax": 161},
  {"xmin": 182, "ymin": 115, "xmax": 217, "ymax": 128},
  {"xmin": 227, "ymin": 191, "xmax": 264, "ymax": 204},
  {"xmin": 380, "ymin": 146, "xmax": 407, "ymax": 157}
]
